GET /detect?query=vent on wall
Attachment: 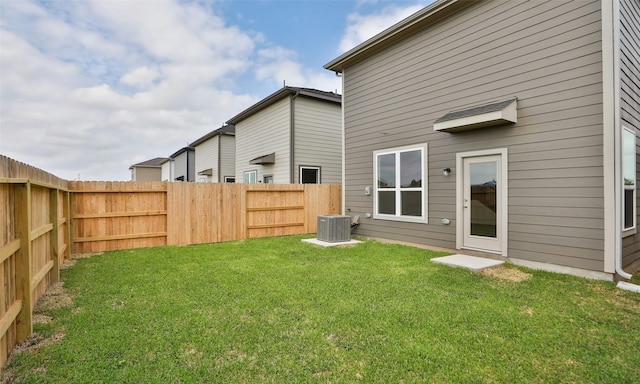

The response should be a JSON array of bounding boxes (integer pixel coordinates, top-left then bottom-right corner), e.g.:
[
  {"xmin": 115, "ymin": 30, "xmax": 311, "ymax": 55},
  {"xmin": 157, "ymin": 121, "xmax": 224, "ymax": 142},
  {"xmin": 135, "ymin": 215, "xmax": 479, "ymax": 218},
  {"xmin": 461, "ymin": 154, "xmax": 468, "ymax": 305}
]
[{"xmin": 317, "ymin": 215, "xmax": 351, "ymax": 243}]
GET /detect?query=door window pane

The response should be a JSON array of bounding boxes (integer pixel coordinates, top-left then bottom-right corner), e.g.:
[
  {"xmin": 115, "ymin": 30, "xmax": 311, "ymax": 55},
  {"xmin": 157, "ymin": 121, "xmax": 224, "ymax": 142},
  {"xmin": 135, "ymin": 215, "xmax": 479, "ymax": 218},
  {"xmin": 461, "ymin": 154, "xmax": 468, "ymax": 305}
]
[{"xmin": 470, "ymin": 162, "xmax": 497, "ymax": 238}]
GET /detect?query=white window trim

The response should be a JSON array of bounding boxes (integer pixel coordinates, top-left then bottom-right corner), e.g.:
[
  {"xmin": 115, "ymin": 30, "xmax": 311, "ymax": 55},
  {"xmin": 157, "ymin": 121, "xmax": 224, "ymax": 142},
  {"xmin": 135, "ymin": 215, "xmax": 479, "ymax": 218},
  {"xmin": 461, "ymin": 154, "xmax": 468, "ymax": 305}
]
[
  {"xmin": 373, "ymin": 143, "xmax": 428, "ymax": 224},
  {"xmin": 224, "ymin": 176, "xmax": 235, "ymax": 183},
  {"xmin": 243, "ymin": 170, "xmax": 257, "ymax": 183},
  {"xmin": 623, "ymin": 126, "xmax": 636, "ymax": 236},
  {"xmin": 300, "ymin": 166, "xmax": 321, "ymax": 184}
]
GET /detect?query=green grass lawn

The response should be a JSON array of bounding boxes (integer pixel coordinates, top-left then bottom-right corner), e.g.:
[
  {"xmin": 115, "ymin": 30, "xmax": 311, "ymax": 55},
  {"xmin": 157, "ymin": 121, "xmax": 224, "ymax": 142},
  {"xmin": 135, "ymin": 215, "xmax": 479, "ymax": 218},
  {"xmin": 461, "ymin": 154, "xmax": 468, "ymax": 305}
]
[{"xmin": 3, "ymin": 236, "xmax": 640, "ymax": 383}]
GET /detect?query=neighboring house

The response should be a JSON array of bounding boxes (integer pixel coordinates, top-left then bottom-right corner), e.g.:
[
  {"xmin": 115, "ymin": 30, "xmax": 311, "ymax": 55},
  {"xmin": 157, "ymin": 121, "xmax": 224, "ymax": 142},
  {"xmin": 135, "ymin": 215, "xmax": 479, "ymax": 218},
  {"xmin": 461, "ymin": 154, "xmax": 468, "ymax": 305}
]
[
  {"xmin": 129, "ymin": 157, "xmax": 168, "ymax": 181},
  {"xmin": 190, "ymin": 125, "xmax": 236, "ymax": 183},
  {"xmin": 227, "ymin": 86, "xmax": 342, "ymax": 184},
  {"xmin": 170, "ymin": 147, "xmax": 195, "ymax": 182},
  {"xmin": 324, "ymin": 0, "xmax": 640, "ymax": 280},
  {"xmin": 160, "ymin": 157, "xmax": 173, "ymax": 182}
]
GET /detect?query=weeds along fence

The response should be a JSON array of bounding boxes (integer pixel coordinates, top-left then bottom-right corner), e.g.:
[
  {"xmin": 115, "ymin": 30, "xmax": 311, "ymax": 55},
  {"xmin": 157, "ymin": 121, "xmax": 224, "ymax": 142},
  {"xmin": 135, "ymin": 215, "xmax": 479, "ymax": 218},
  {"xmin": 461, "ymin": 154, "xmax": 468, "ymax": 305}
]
[{"xmin": 0, "ymin": 155, "xmax": 341, "ymax": 367}]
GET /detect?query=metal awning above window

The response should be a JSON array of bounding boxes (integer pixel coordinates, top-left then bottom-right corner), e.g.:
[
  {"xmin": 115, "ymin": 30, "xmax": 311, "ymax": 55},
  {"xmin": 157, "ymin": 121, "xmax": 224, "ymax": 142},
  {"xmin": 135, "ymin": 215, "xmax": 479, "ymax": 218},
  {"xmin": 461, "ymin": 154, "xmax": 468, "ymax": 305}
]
[
  {"xmin": 198, "ymin": 168, "xmax": 213, "ymax": 176},
  {"xmin": 250, "ymin": 152, "xmax": 275, "ymax": 165},
  {"xmin": 434, "ymin": 98, "xmax": 517, "ymax": 133}
]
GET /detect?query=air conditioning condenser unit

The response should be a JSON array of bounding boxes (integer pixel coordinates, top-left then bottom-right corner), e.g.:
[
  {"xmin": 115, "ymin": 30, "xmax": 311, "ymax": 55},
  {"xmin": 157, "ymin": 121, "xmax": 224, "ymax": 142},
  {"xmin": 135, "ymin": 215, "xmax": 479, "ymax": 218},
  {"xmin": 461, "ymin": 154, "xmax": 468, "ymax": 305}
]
[{"xmin": 317, "ymin": 215, "xmax": 351, "ymax": 243}]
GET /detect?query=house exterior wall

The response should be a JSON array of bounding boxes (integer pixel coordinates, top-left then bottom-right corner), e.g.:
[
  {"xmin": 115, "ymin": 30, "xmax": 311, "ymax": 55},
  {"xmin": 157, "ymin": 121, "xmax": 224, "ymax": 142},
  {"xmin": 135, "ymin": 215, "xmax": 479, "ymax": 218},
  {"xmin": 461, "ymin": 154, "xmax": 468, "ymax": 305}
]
[
  {"xmin": 235, "ymin": 97, "xmax": 291, "ymax": 183},
  {"xmin": 161, "ymin": 161, "xmax": 173, "ymax": 182},
  {"xmin": 195, "ymin": 137, "xmax": 219, "ymax": 182},
  {"xmin": 131, "ymin": 167, "xmax": 162, "ymax": 182},
  {"xmin": 620, "ymin": 0, "xmax": 640, "ymax": 269},
  {"xmin": 173, "ymin": 150, "xmax": 195, "ymax": 182},
  {"xmin": 342, "ymin": 0, "xmax": 607, "ymax": 271},
  {"xmin": 220, "ymin": 134, "xmax": 236, "ymax": 181},
  {"xmin": 293, "ymin": 97, "xmax": 342, "ymax": 183}
]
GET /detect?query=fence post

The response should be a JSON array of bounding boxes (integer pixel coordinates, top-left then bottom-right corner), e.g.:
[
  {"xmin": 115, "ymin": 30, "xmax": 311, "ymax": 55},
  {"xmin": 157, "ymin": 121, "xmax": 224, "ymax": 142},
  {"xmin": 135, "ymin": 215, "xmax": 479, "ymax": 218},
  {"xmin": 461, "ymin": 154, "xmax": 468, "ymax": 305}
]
[
  {"xmin": 63, "ymin": 191, "xmax": 72, "ymax": 258},
  {"xmin": 49, "ymin": 189, "xmax": 60, "ymax": 284},
  {"xmin": 14, "ymin": 182, "xmax": 33, "ymax": 342}
]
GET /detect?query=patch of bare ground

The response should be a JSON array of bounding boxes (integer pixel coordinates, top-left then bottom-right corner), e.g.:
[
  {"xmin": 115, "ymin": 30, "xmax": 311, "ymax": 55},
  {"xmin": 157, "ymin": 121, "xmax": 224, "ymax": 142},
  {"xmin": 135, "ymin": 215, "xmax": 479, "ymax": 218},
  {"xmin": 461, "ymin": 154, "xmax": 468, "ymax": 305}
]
[
  {"xmin": 72, "ymin": 252, "xmax": 103, "ymax": 260},
  {"xmin": 480, "ymin": 266, "xmax": 532, "ymax": 283},
  {"xmin": 33, "ymin": 283, "xmax": 73, "ymax": 313}
]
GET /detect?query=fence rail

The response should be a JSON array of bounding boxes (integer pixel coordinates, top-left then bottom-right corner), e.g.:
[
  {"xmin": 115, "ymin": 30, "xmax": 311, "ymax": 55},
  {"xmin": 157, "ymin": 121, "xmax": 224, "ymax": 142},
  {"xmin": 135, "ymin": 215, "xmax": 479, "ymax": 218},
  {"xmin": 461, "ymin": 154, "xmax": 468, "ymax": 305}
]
[{"xmin": 0, "ymin": 155, "xmax": 341, "ymax": 367}]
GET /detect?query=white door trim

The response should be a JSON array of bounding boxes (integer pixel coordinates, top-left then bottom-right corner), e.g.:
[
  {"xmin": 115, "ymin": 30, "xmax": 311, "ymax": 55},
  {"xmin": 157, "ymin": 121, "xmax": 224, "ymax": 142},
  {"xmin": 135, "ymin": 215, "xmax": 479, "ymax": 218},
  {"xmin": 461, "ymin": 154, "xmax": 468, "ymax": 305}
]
[{"xmin": 456, "ymin": 148, "xmax": 508, "ymax": 256}]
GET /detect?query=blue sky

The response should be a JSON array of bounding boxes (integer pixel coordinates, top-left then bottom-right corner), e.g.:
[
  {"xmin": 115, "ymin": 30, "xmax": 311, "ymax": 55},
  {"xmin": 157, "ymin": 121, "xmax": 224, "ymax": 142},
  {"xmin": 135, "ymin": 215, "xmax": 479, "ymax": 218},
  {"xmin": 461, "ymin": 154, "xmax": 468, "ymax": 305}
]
[{"xmin": 0, "ymin": 0, "xmax": 430, "ymax": 181}]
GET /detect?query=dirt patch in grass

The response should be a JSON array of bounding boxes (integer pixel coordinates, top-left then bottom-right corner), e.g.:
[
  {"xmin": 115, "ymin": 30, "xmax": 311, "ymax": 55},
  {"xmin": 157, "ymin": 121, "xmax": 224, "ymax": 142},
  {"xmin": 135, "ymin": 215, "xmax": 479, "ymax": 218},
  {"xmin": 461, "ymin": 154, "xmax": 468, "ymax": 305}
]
[
  {"xmin": 33, "ymin": 283, "xmax": 73, "ymax": 313},
  {"xmin": 480, "ymin": 266, "xmax": 532, "ymax": 283},
  {"xmin": 72, "ymin": 252, "xmax": 103, "ymax": 260}
]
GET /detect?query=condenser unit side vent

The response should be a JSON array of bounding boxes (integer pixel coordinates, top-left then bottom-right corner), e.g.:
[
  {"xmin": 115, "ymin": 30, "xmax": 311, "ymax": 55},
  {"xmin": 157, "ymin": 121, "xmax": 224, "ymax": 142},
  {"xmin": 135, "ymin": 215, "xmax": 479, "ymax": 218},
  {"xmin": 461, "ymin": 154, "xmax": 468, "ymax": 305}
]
[{"xmin": 317, "ymin": 215, "xmax": 351, "ymax": 243}]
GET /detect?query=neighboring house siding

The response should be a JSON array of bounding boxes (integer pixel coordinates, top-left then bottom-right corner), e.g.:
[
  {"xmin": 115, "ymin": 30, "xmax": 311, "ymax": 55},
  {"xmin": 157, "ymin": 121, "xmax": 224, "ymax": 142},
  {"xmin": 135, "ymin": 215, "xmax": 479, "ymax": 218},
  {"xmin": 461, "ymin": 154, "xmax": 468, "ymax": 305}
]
[
  {"xmin": 220, "ymin": 135, "xmax": 236, "ymax": 181},
  {"xmin": 195, "ymin": 137, "xmax": 219, "ymax": 182},
  {"xmin": 133, "ymin": 167, "xmax": 161, "ymax": 182},
  {"xmin": 620, "ymin": 0, "xmax": 640, "ymax": 268},
  {"xmin": 343, "ymin": 0, "xmax": 605, "ymax": 270},
  {"xmin": 161, "ymin": 161, "xmax": 172, "ymax": 181},
  {"xmin": 294, "ymin": 97, "xmax": 342, "ymax": 183},
  {"xmin": 235, "ymin": 97, "xmax": 291, "ymax": 183}
]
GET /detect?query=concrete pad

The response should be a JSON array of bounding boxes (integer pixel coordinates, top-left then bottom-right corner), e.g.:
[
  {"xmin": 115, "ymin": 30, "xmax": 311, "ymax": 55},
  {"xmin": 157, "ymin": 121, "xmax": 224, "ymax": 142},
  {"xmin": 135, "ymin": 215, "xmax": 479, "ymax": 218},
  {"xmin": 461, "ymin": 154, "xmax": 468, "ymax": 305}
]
[
  {"xmin": 431, "ymin": 254, "xmax": 504, "ymax": 272},
  {"xmin": 302, "ymin": 238, "xmax": 362, "ymax": 247}
]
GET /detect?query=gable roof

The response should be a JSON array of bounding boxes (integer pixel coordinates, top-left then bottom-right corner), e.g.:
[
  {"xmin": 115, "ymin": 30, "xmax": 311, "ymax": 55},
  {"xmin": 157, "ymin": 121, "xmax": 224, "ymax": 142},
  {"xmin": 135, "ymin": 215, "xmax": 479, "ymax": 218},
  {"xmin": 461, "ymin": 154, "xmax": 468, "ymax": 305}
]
[
  {"xmin": 226, "ymin": 86, "xmax": 341, "ymax": 125},
  {"xmin": 129, "ymin": 157, "xmax": 169, "ymax": 170},
  {"xmin": 189, "ymin": 124, "xmax": 235, "ymax": 147},
  {"xmin": 324, "ymin": 0, "xmax": 477, "ymax": 72},
  {"xmin": 169, "ymin": 146, "xmax": 195, "ymax": 159}
]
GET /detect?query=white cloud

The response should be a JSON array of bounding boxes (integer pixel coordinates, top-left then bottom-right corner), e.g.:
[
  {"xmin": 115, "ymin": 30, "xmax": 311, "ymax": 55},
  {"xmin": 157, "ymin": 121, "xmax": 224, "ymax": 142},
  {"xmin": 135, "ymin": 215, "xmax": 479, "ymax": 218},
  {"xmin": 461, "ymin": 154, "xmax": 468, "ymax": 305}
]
[
  {"xmin": 120, "ymin": 66, "xmax": 161, "ymax": 89},
  {"xmin": 255, "ymin": 46, "xmax": 341, "ymax": 91},
  {"xmin": 1, "ymin": 0, "xmax": 337, "ymax": 181},
  {"xmin": 339, "ymin": 3, "xmax": 426, "ymax": 52}
]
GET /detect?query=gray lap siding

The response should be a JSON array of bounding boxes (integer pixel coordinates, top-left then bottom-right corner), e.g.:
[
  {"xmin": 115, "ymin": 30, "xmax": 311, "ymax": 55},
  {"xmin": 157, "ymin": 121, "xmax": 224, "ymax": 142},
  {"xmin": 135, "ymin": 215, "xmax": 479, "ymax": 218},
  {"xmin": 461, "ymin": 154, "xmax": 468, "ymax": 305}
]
[{"xmin": 344, "ymin": 0, "xmax": 606, "ymax": 270}]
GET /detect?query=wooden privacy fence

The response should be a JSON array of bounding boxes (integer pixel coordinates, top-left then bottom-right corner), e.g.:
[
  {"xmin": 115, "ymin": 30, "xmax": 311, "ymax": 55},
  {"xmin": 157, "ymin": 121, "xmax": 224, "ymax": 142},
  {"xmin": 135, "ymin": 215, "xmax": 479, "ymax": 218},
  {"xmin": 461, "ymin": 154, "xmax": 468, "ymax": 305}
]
[
  {"xmin": 0, "ymin": 155, "xmax": 341, "ymax": 367},
  {"xmin": 69, "ymin": 181, "xmax": 342, "ymax": 253},
  {"xmin": 0, "ymin": 156, "xmax": 71, "ymax": 367}
]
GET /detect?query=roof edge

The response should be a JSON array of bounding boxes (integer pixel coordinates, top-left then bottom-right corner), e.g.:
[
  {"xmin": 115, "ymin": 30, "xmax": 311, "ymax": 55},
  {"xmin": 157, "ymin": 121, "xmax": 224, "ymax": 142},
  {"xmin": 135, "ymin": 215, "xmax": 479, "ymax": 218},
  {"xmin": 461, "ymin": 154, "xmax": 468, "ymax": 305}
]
[
  {"xmin": 324, "ymin": 0, "xmax": 477, "ymax": 72},
  {"xmin": 226, "ymin": 86, "xmax": 341, "ymax": 125}
]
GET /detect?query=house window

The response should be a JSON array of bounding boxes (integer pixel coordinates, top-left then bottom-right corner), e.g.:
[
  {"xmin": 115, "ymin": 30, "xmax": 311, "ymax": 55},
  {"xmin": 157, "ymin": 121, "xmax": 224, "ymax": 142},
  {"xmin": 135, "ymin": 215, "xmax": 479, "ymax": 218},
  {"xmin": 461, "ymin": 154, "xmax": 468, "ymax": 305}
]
[
  {"xmin": 624, "ymin": 127, "xmax": 636, "ymax": 231},
  {"xmin": 263, "ymin": 175, "xmax": 273, "ymax": 184},
  {"xmin": 300, "ymin": 166, "xmax": 320, "ymax": 184},
  {"xmin": 224, "ymin": 176, "xmax": 235, "ymax": 183},
  {"xmin": 243, "ymin": 170, "xmax": 257, "ymax": 183},
  {"xmin": 374, "ymin": 144, "xmax": 427, "ymax": 223}
]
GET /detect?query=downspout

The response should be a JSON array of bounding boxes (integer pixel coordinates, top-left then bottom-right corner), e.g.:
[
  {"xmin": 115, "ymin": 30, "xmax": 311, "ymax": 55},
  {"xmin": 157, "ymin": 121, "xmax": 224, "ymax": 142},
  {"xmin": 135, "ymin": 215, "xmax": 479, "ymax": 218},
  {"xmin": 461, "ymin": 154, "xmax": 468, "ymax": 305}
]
[
  {"xmin": 290, "ymin": 90, "xmax": 300, "ymax": 184},
  {"xmin": 611, "ymin": 0, "xmax": 633, "ymax": 280},
  {"xmin": 339, "ymin": 70, "xmax": 346, "ymax": 215}
]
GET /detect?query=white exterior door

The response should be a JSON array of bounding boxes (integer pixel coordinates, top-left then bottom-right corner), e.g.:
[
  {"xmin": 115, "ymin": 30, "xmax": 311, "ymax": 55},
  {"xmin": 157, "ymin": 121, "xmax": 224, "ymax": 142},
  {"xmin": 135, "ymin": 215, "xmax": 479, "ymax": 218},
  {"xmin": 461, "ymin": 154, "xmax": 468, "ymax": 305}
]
[{"xmin": 457, "ymin": 149, "xmax": 508, "ymax": 255}]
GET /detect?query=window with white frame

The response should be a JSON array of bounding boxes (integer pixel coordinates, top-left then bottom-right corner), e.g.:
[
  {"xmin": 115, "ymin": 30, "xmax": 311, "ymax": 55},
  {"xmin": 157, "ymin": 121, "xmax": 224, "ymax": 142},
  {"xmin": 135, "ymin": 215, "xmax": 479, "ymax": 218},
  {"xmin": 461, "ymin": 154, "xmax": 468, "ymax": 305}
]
[
  {"xmin": 243, "ymin": 170, "xmax": 257, "ymax": 183},
  {"xmin": 374, "ymin": 144, "xmax": 427, "ymax": 223},
  {"xmin": 300, "ymin": 166, "xmax": 320, "ymax": 184},
  {"xmin": 624, "ymin": 127, "xmax": 636, "ymax": 231},
  {"xmin": 224, "ymin": 176, "xmax": 235, "ymax": 183}
]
